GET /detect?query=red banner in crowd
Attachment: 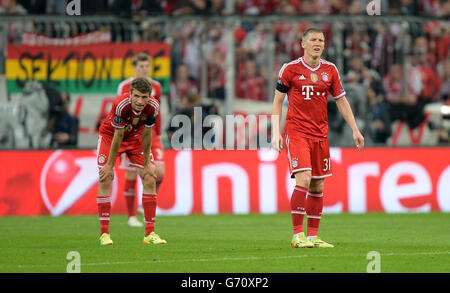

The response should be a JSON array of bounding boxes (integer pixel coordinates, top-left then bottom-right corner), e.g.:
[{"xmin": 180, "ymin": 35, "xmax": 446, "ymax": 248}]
[{"xmin": 0, "ymin": 148, "xmax": 449, "ymax": 216}]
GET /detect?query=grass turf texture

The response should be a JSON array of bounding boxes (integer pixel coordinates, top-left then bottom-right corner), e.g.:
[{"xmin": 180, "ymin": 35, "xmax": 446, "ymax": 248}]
[{"xmin": 0, "ymin": 213, "xmax": 448, "ymax": 273}]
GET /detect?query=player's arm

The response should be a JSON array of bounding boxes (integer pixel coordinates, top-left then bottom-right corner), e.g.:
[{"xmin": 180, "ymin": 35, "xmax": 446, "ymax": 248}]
[
  {"xmin": 271, "ymin": 89, "xmax": 286, "ymax": 152},
  {"xmin": 99, "ymin": 127, "xmax": 125, "ymax": 182},
  {"xmin": 336, "ymin": 97, "xmax": 364, "ymax": 151},
  {"xmin": 142, "ymin": 126, "xmax": 152, "ymax": 167},
  {"xmin": 142, "ymin": 111, "xmax": 157, "ymax": 179}
]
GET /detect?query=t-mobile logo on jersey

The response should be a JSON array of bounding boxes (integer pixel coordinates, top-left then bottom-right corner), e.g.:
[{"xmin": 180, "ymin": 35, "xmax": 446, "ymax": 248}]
[
  {"xmin": 302, "ymin": 85, "xmax": 314, "ymax": 100},
  {"xmin": 302, "ymin": 86, "xmax": 326, "ymax": 100}
]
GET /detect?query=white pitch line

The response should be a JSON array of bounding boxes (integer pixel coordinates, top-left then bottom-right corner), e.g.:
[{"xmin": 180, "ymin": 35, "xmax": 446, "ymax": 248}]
[{"xmin": 1, "ymin": 251, "xmax": 449, "ymax": 270}]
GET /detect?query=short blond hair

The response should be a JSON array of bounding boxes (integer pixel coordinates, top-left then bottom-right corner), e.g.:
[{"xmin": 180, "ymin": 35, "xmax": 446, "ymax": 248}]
[{"xmin": 302, "ymin": 27, "xmax": 324, "ymax": 42}]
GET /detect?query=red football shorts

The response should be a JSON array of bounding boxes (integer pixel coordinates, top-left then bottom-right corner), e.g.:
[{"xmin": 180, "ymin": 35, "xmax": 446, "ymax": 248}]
[
  {"xmin": 97, "ymin": 134, "xmax": 154, "ymax": 169},
  {"xmin": 285, "ymin": 133, "xmax": 332, "ymax": 179}
]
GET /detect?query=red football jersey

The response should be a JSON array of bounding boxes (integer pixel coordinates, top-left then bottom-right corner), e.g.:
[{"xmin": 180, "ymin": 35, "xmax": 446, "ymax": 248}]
[
  {"xmin": 117, "ymin": 77, "xmax": 163, "ymax": 137},
  {"xmin": 277, "ymin": 57, "xmax": 346, "ymax": 139},
  {"xmin": 99, "ymin": 94, "xmax": 159, "ymax": 140}
]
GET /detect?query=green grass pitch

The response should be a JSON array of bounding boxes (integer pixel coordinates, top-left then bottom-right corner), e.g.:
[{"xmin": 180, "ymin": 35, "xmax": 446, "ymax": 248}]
[{"xmin": 0, "ymin": 213, "xmax": 449, "ymax": 273}]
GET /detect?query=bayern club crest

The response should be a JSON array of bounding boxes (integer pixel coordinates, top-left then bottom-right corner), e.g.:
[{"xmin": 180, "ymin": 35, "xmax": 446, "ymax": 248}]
[
  {"xmin": 292, "ymin": 158, "xmax": 298, "ymax": 168},
  {"xmin": 322, "ymin": 73, "xmax": 329, "ymax": 82}
]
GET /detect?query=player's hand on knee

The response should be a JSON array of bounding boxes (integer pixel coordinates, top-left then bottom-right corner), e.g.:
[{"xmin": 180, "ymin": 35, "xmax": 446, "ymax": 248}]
[
  {"xmin": 99, "ymin": 165, "xmax": 114, "ymax": 182},
  {"xmin": 145, "ymin": 163, "xmax": 157, "ymax": 180}
]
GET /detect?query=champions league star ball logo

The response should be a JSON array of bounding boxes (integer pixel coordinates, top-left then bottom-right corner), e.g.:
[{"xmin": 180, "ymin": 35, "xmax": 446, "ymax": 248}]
[{"xmin": 40, "ymin": 150, "xmax": 118, "ymax": 216}]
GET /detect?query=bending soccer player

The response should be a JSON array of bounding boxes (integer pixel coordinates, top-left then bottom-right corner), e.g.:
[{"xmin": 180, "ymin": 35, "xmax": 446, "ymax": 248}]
[
  {"xmin": 96, "ymin": 77, "xmax": 167, "ymax": 246},
  {"xmin": 117, "ymin": 52, "xmax": 165, "ymax": 227},
  {"xmin": 271, "ymin": 27, "xmax": 364, "ymax": 248}
]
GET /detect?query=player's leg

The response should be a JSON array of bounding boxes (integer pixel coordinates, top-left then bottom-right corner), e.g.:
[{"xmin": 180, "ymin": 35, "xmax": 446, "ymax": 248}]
[
  {"xmin": 306, "ymin": 178, "xmax": 324, "ymax": 239},
  {"xmin": 120, "ymin": 153, "xmax": 142, "ymax": 227},
  {"xmin": 307, "ymin": 140, "xmax": 333, "ymax": 247},
  {"xmin": 137, "ymin": 147, "xmax": 165, "ymax": 215},
  {"xmin": 285, "ymin": 134, "xmax": 314, "ymax": 248},
  {"xmin": 96, "ymin": 135, "xmax": 114, "ymax": 245},
  {"xmin": 129, "ymin": 151, "xmax": 167, "ymax": 244}
]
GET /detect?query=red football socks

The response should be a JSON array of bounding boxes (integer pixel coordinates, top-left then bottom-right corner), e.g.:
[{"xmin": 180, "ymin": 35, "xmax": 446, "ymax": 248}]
[
  {"xmin": 306, "ymin": 191, "xmax": 323, "ymax": 237},
  {"xmin": 124, "ymin": 179, "xmax": 137, "ymax": 217},
  {"xmin": 142, "ymin": 193, "xmax": 157, "ymax": 236},
  {"xmin": 290, "ymin": 185, "xmax": 308, "ymax": 235},
  {"xmin": 97, "ymin": 196, "xmax": 111, "ymax": 235}
]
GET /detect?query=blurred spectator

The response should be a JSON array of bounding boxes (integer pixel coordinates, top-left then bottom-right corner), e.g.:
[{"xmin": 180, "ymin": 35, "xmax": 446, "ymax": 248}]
[
  {"xmin": 111, "ymin": 0, "xmax": 163, "ymax": 19},
  {"xmin": 382, "ymin": 63, "xmax": 414, "ymax": 125},
  {"xmin": 49, "ymin": 92, "xmax": 78, "ymax": 148},
  {"xmin": 207, "ymin": 49, "xmax": 226, "ymax": 100},
  {"xmin": 170, "ymin": 64, "xmax": 199, "ymax": 112},
  {"xmin": 411, "ymin": 42, "xmax": 441, "ymax": 102},
  {"xmin": 209, "ymin": 0, "xmax": 224, "ymax": 14},
  {"xmin": 0, "ymin": 0, "xmax": 27, "ymax": 14},
  {"xmin": 344, "ymin": 27, "xmax": 371, "ymax": 68},
  {"xmin": 21, "ymin": 81, "xmax": 50, "ymax": 148},
  {"xmin": 344, "ymin": 55, "xmax": 381, "ymax": 88},
  {"xmin": 437, "ymin": 57, "xmax": 450, "ymax": 101},
  {"xmin": 18, "ymin": 0, "xmax": 46, "ymax": 14},
  {"xmin": 371, "ymin": 21, "xmax": 399, "ymax": 77},
  {"xmin": 236, "ymin": 59, "xmax": 267, "ymax": 101},
  {"xmin": 425, "ymin": 21, "xmax": 450, "ymax": 65},
  {"xmin": 278, "ymin": 0, "xmax": 298, "ymax": 14},
  {"xmin": 1, "ymin": 0, "xmax": 31, "ymax": 45},
  {"xmin": 299, "ymin": 0, "xmax": 316, "ymax": 14},
  {"xmin": 329, "ymin": 0, "xmax": 346, "ymax": 14},
  {"xmin": 440, "ymin": 0, "xmax": 450, "ymax": 16},
  {"xmin": 172, "ymin": 0, "xmax": 211, "ymax": 15},
  {"xmin": 367, "ymin": 81, "xmax": 391, "ymax": 143},
  {"xmin": 383, "ymin": 54, "xmax": 436, "ymax": 129},
  {"xmin": 46, "ymin": 0, "xmax": 66, "ymax": 14},
  {"xmin": 399, "ymin": 0, "xmax": 417, "ymax": 15},
  {"xmin": 347, "ymin": 0, "xmax": 363, "ymax": 14},
  {"xmin": 182, "ymin": 22, "xmax": 202, "ymax": 83},
  {"xmin": 235, "ymin": 0, "xmax": 262, "ymax": 14},
  {"xmin": 419, "ymin": 0, "xmax": 440, "ymax": 15}
]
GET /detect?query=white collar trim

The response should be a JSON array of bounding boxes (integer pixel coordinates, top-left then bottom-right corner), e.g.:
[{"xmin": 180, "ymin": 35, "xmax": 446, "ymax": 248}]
[{"xmin": 300, "ymin": 57, "xmax": 321, "ymax": 71}]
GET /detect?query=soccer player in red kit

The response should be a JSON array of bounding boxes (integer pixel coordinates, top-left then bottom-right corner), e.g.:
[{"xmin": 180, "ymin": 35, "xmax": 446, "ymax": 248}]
[
  {"xmin": 271, "ymin": 28, "xmax": 364, "ymax": 248},
  {"xmin": 117, "ymin": 52, "xmax": 165, "ymax": 227},
  {"xmin": 96, "ymin": 77, "xmax": 167, "ymax": 246}
]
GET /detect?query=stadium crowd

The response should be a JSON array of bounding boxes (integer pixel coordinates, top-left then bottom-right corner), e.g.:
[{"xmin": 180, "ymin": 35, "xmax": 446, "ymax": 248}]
[
  {"xmin": 1, "ymin": 0, "xmax": 449, "ymax": 147},
  {"xmin": 1, "ymin": 0, "xmax": 450, "ymax": 16}
]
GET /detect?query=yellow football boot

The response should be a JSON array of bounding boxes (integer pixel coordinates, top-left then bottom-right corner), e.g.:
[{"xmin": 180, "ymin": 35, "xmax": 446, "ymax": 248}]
[
  {"xmin": 291, "ymin": 232, "xmax": 314, "ymax": 248},
  {"xmin": 99, "ymin": 233, "xmax": 114, "ymax": 246},
  {"xmin": 143, "ymin": 232, "xmax": 167, "ymax": 245},
  {"xmin": 309, "ymin": 236, "xmax": 334, "ymax": 248}
]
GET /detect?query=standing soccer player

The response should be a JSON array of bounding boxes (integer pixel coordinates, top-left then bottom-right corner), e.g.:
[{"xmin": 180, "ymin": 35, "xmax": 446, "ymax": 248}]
[
  {"xmin": 271, "ymin": 28, "xmax": 364, "ymax": 248},
  {"xmin": 117, "ymin": 52, "xmax": 165, "ymax": 227},
  {"xmin": 96, "ymin": 77, "xmax": 167, "ymax": 246}
]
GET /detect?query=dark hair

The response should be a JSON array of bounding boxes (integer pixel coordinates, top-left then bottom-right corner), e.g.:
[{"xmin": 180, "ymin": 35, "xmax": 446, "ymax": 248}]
[
  {"xmin": 302, "ymin": 27, "xmax": 324, "ymax": 42},
  {"xmin": 131, "ymin": 77, "xmax": 152, "ymax": 94},
  {"xmin": 132, "ymin": 52, "xmax": 150, "ymax": 66}
]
